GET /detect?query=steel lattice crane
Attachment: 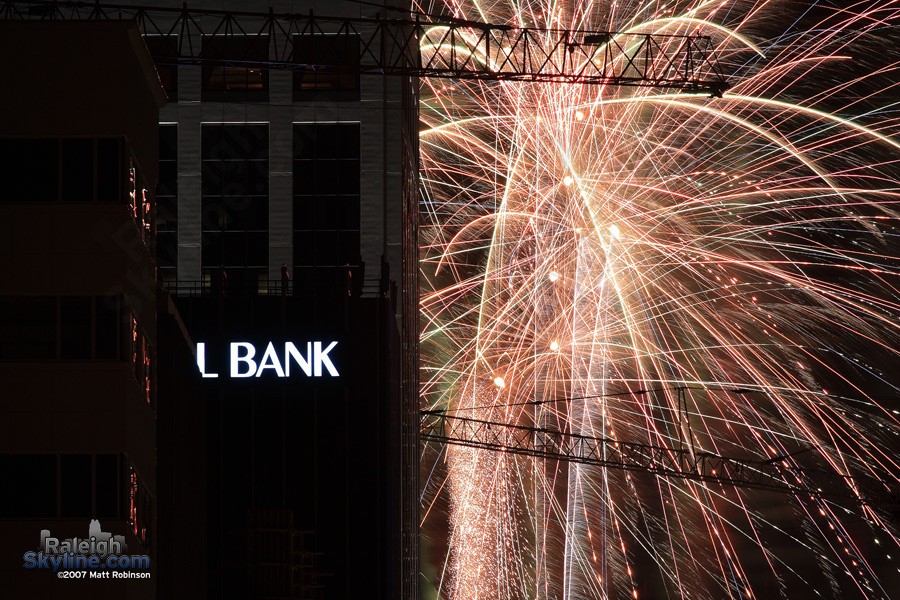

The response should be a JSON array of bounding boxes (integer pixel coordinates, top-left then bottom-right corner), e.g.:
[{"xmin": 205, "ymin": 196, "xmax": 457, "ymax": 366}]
[
  {"xmin": 421, "ymin": 393, "xmax": 900, "ymax": 511},
  {"xmin": 1, "ymin": 0, "xmax": 730, "ymax": 95}
]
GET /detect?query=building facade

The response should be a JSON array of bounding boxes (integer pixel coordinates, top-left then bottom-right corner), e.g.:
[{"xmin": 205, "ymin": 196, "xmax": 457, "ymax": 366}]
[
  {"xmin": 0, "ymin": 2, "xmax": 420, "ymax": 598},
  {"xmin": 0, "ymin": 20, "xmax": 166, "ymax": 599},
  {"xmin": 142, "ymin": 2, "xmax": 419, "ymax": 597}
]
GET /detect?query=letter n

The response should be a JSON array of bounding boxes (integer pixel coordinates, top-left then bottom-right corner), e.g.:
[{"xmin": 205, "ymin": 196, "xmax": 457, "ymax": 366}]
[{"xmin": 284, "ymin": 342, "xmax": 312, "ymax": 376}]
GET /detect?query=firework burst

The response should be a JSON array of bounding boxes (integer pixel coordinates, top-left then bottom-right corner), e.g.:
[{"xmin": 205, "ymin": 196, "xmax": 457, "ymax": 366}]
[{"xmin": 419, "ymin": 1, "xmax": 900, "ymax": 599}]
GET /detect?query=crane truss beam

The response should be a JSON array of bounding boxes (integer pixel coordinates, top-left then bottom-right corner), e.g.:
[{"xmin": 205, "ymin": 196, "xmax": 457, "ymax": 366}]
[
  {"xmin": 1, "ymin": 0, "xmax": 729, "ymax": 94},
  {"xmin": 421, "ymin": 411, "xmax": 899, "ymax": 507}
]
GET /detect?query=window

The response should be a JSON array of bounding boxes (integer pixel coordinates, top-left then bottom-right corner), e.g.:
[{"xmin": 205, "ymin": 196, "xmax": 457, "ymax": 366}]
[
  {"xmin": 0, "ymin": 296, "xmax": 56, "ymax": 359},
  {"xmin": 0, "ymin": 295, "xmax": 123, "ymax": 362},
  {"xmin": 142, "ymin": 337, "xmax": 152, "ymax": 405},
  {"xmin": 129, "ymin": 465, "xmax": 152, "ymax": 547},
  {"xmin": 127, "ymin": 157, "xmax": 153, "ymax": 243},
  {"xmin": 61, "ymin": 139, "xmax": 94, "ymax": 202},
  {"xmin": 128, "ymin": 314, "xmax": 153, "ymax": 406},
  {"xmin": 144, "ymin": 35, "xmax": 179, "ymax": 101},
  {"xmin": 97, "ymin": 138, "xmax": 123, "ymax": 203},
  {"xmin": 292, "ymin": 34, "xmax": 360, "ymax": 101},
  {"xmin": 202, "ymin": 124, "xmax": 269, "ymax": 294},
  {"xmin": 95, "ymin": 296, "xmax": 120, "ymax": 360},
  {"xmin": 157, "ymin": 125, "xmax": 178, "ymax": 285},
  {"xmin": 201, "ymin": 35, "xmax": 269, "ymax": 102},
  {"xmin": 60, "ymin": 455, "xmax": 92, "ymax": 518},
  {"xmin": 0, "ymin": 455, "xmax": 57, "ymax": 517},
  {"xmin": 0, "ymin": 454, "xmax": 121, "ymax": 519},
  {"xmin": 95, "ymin": 454, "xmax": 120, "ymax": 519},
  {"xmin": 0, "ymin": 139, "xmax": 58, "ymax": 201},
  {"xmin": 60, "ymin": 297, "xmax": 92, "ymax": 359},
  {"xmin": 292, "ymin": 123, "xmax": 361, "ymax": 296},
  {"xmin": 0, "ymin": 138, "xmax": 127, "ymax": 204}
]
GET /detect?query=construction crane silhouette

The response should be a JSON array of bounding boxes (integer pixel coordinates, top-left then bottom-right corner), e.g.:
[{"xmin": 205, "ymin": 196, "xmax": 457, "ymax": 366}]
[
  {"xmin": 1, "ymin": 0, "xmax": 729, "ymax": 95},
  {"xmin": 421, "ymin": 388, "xmax": 900, "ymax": 511}
]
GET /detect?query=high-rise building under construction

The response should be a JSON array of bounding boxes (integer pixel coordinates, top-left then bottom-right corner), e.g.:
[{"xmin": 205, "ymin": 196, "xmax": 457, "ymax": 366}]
[{"xmin": 0, "ymin": 2, "xmax": 420, "ymax": 599}]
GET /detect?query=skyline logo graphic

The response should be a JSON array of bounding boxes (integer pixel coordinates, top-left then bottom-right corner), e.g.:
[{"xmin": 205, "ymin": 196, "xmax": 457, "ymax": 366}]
[
  {"xmin": 23, "ymin": 520, "xmax": 151, "ymax": 578},
  {"xmin": 38, "ymin": 520, "xmax": 127, "ymax": 558}
]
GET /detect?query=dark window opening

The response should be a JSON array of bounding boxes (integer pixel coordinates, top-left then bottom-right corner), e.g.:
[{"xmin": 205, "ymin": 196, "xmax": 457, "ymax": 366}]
[
  {"xmin": 208, "ymin": 67, "xmax": 264, "ymax": 90},
  {"xmin": 157, "ymin": 125, "xmax": 178, "ymax": 279},
  {"xmin": 0, "ymin": 138, "xmax": 127, "ymax": 204},
  {"xmin": 0, "ymin": 138, "xmax": 58, "ymax": 201},
  {"xmin": 202, "ymin": 36, "xmax": 269, "ymax": 102},
  {"xmin": 97, "ymin": 138, "xmax": 123, "ymax": 203},
  {"xmin": 159, "ymin": 124, "xmax": 177, "ymax": 162},
  {"xmin": 202, "ymin": 125, "xmax": 269, "ymax": 161},
  {"xmin": 61, "ymin": 139, "xmax": 95, "ymax": 202},
  {"xmin": 201, "ymin": 124, "xmax": 269, "ymax": 294},
  {"xmin": 292, "ymin": 123, "xmax": 361, "ymax": 296},
  {"xmin": 60, "ymin": 297, "xmax": 92, "ymax": 359},
  {"xmin": 61, "ymin": 454, "xmax": 92, "ymax": 518},
  {"xmin": 0, "ymin": 296, "xmax": 56, "ymax": 359},
  {"xmin": 95, "ymin": 296, "xmax": 120, "ymax": 360},
  {"xmin": 157, "ymin": 163, "xmax": 178, "ymax": 201},
  {"xmin": 96, "ymin": 454, "xmax": 120, "ymax": 519},
  {"xmin": 0, "ymin": 454, "xmax": 123, "ymax": 519},
  {"xmin": 0, "ymin": 455, "xmax": 57, "ymax": 517},
  {"xmin": 0, "ymin": 295, "xmax": 123, "ymax": 362},
  {"xmin": 157, "ymin": 232, "xmax": 178, "ymax": 268},
  {"xmin": 293, "ymin": 34, "xmax": 360, "ymax": 101}
]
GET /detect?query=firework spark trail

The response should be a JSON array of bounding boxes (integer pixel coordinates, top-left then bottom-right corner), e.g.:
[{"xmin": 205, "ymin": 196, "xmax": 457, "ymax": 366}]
[{"xmin": 420, "ymin": 1, "xmax": 900, "ymax": 599}]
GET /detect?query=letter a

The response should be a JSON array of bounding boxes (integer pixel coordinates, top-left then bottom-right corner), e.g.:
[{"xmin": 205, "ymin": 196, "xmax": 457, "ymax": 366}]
[{"xmin": 256, "ymin": 342, "xmax": 286, "ymax": 377}]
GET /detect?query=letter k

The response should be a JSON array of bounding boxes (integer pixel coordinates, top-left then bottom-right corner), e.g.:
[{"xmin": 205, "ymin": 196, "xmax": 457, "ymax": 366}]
[{"xmin": 314, "ymin": 341, "xmax": 339, "ymax": 376}]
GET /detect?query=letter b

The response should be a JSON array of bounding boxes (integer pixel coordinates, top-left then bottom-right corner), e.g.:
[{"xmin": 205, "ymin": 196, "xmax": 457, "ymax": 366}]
[{"xmin": 230, "ymin": 342, "xmax": 257, "ymax": 377}]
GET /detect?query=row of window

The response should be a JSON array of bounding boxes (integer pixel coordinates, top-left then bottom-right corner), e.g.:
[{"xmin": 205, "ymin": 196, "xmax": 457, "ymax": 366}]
[
  {"xmin": 129, "ymin": 315, "xmax": 153, "ymax": 407},
  {"xmin": 155, "ymin": 122, "xmax": 362, "ymax": 292},
  {"xmin": 157, "ymin": 125, "xmax": 178, "ymax": 284},
  {"xmin": 1, "ymin": 453, "xmax": 116, "ymax": 517},
  {"xmin": 0, "ymin": 454, "xmax": 151, "ymax": 548},
  {"xmin": 0, "ymin": 296, "xmax": 118, "ymax": 361},
  {"xmin": 146, "ymin": 34, "xmax": 361, "ymax": 103},
  {"xmin": 293, "ymin": 123, "xmax": 361, "ymax": 272},
  {"xmin": 0, "ymin": 138, "xmax": 152, "ymax": 249},
  {"xmin": 129, "ymin": 467, "xmax": 152, "ymax": 547},
  {"xmin": 0, "ymin": 296, "xmax": 152, "ymax": 405},
  {"xmin": 0, "ymin": 138, "xmax": 144, "ymax": 205},
  {"xmin": 200, "ymin": 125, "xmax": 269, "ymax": 291}
]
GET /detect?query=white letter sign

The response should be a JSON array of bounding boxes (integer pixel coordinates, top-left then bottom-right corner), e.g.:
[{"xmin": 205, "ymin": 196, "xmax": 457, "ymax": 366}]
[{"xmin": 197, "ymin": 341, "xmax": 340, "ymax": 379}]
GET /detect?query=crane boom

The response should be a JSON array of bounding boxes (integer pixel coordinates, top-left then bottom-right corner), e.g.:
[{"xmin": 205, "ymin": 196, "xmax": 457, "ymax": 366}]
[
  {"xmin": 421, "ymin": 410, "xmax": 899, "ymax": 508},
  {"xmin": 2, "ymin": 0, "xmax": 729, "ymax": 94}
]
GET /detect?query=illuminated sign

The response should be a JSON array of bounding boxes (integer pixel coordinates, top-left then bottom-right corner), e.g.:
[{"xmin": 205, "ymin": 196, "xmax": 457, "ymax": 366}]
[{"xmin": 196, "ymin": 341, "xmax": 339, "ymax": 378}]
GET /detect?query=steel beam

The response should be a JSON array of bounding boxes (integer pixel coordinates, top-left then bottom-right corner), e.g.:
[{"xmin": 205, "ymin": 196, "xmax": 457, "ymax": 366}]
[
  {"xmin": 1, "ymin": 0, "xmax": 729, "ymax": 94},
  {"xmin": 421, "ymin": 410, "xmax": 899, "ymax": 508}
]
